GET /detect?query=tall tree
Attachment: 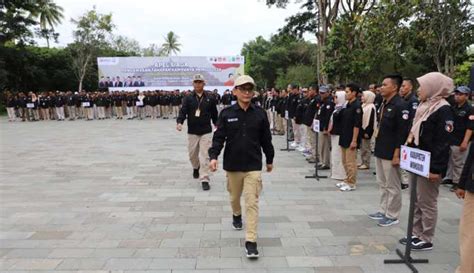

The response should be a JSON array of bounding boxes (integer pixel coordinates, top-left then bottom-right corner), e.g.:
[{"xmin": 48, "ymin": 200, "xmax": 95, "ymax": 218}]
[
  {"xmin": 29, "ymin": 0, "xmax": 64, "ymax": 47},
  {"xmin": 142, "ymin": 43, "xmax": 164, "ymax": 56},
  {"xmin": 412, "ymin": 0, "xmax": 474, "ymax": 76},
  {"xmin": 0, "ymin": 0, "xmax": 39, "ymax": 45},
  {"xmin": 110, "ymin": 35, "xmax": 141, "ymax": 55},
  {"xmin": 70, "ymin": 8, "xmax": 114, "ymax": 91},
  {"xmin": 266, "ymin": 0, "xmax": 376, "ymax": 83},
  {"xmin": 160, "ymin": 31, "xmax": 181, "ymax": 56}
]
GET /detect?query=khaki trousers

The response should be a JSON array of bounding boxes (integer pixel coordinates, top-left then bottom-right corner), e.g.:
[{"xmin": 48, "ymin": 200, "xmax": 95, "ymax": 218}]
[
  {"xmin": 187, "ymin": 133, "xmax": 212, "ymax": 181},
  {"xmin": 67, "ymin": 106, "xmax": 76, "ymax": 119},
  {"xmin": 318, "ymin": 133, "xmax": 331, "ymax": 167},
  {"xmin": 115, "ymin": 106, "xmax": 123, "ymax": 118},
  {"xmin": 173, "ymin": 106, "xmax": 180, "ymax": 118},
  {"xmin": 456, "ymin": 191, "xmax": 474, "ymax": 273},
  {"xmin": 445, "ymin": 144, "xmax": 470, "ymax": 184},
  {"xmin": 306, "ymin": 126, "xmax": 316, "ymax": 159},
  {"xmin": 55, "ymin": 107, "xmax": 65, "ymax": 120},
  {"xmin": 330, "ymin": 135, "xmax": 345, "ymax": 180},
  {"xmin": 341, "ymin": 147, "xmax": 357, "ymax": 186},
  {"xmin": 275, "ymin": 115, "xmax": 284, "ymax": 134},
  {"xmin": 360, "ymin": 138, "xmax": 372, "ymax": 167},
  {"xmin": 411, "ymin": 174, "xmax": 440, "ymax": 243},
  {"xmin": 226, "ymin": 171, "xmax": 262, "ymax": 242},
  {"xmin": 376, "ymin": 158, "xmax": 402, "ymax": 219},
  {"xmin": 86, "ymin": 108, "xmax": 94, "ymax": 120},
  {"xmin": 7, "ymin": 107, "xmax": 16, "ymax": 121},
  {"xmin": 292, "ymin": 119, "xmax": 301, "ymax": 144}
]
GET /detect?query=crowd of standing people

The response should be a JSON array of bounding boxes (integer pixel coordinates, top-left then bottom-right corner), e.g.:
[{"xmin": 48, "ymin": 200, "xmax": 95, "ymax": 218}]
[{"xmin": 3, "ymin": 72, "xmax": 474, "ymax": 272}]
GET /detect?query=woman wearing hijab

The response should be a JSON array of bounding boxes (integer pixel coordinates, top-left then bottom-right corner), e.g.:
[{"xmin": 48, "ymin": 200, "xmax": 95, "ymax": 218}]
[
  {"xmin": 359, "ymin": 91, "xmax": 377, "ymax": 170},
  {"xmin": 329, "ymin": 90, "xmax": 347, "ymax": 181},
  {"xmin": 400, "ymin": 72, "xmax": 455, "ymax": 251}
]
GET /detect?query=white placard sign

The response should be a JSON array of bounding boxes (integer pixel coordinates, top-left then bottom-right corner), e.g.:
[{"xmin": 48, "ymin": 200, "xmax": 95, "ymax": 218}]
[
  {"xmin": 82, "ymin": 102, "xmax": 90, "ymax": 107},
  {"xmin": 312, "ymin": 119, "xmax": 320, "ymax": 132},
  {"xmin": 136, "ymin": 101, "xmax": 143, "ymax": 106},
  {"xmin": 26, "ymin": 103, "xmax": 35, "ymax": 108},
  {"xmin": 400, "ymin": 145, "xmax": 431, "ymax": 178}
]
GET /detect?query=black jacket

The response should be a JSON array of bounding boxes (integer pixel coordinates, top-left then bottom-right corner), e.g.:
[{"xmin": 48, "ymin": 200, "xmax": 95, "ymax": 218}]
[
  {"xmin": 287, "ymin": 93, "xmax": 300, "ymax": 119},
  {"xmin": 209, "ymin": 103, "xmax": 274, "ymax": 172},
  {"xmin": 374, "ymin": 95, "xmax": 411, "ymax": 160},
  {"xmin": 317, "ymin": 97, "xmax": 335, "ymax": 132},
  {"xmin": 302, "ymin": 96, "xmax": 320, "ymax": 127},
  {"xmin": 177, "ymin": 91, "xmax": 218, "ymax": 135},
  {"xmin": 459, "ymin": 141, "xmax": 474, "ymax": 193},
  {"xmin": 339, "ymin": 99, "xmax": 363, "ymax": 148},
  {"xmin": 411, "ymin": 105, "xmax": 453, "ymax": 175}
]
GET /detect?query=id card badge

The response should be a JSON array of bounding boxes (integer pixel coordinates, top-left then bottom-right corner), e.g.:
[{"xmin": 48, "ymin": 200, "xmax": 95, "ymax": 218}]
[{"xmin": 195, "ymin": 109, "xmax": 201, "ymax": 117}]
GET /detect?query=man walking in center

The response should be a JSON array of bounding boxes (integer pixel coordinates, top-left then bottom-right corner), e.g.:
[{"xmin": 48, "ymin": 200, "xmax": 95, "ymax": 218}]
[
  {"xmin": 177, "ymin": 74, "xmax": 218, "ymax": 191},
  {"xmin": 209, "ymin": 75, "xmax": 274, "ymax": 259}
]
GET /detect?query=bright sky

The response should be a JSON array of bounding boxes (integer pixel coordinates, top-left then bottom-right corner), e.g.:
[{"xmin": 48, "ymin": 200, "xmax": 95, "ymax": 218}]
[{"xmin": 42, "ymin": 0, "xmax": 308, "ymax": 56}]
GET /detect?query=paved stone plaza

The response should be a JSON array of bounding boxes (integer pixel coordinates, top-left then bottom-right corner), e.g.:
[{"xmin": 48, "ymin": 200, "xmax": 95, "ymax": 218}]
[{"xmin": 0, "ymin": 117, "xmax": 464, "ymax": 272}]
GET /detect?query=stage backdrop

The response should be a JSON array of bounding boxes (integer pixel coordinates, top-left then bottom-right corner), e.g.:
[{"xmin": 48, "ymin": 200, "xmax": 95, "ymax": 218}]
[{"xmin": 97, "ymin": 56, "xmax": 245, "ymax": 93}]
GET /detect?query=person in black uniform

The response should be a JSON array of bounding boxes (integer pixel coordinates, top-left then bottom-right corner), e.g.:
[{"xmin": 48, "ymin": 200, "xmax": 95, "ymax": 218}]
[
  {"xmin": 177, "ymin": 74, "xmax": 218, "ymax": 191},
  {"xmin": 17, "ymin": 92, "xmax": 28, "ymax": 122},
  {"xmin": 444, "ymin": 86, "xmax": 473, "ymax": 192},
  {"xmin": 294, "ymin": 88, "xmax": 309, "ymax": 152},
  {"xmin": 338, "ymin": 83, "xmax": 363, "ymax": 192},
  {"xmin": 316, "ymin": 85, "xmax": 335, "ymax": 169},
  {"xmin": 5, "ymin": 93, "xmax": 17, "ymax": 122},
  {"xmin": 369, "ymin": 74, "xmax": 410, "ymax": 227},
  {"xmin": 287, "ymin": 84, "xmax": 300, "ymax": 147},
  {"xmin": 400, "ymin": 78, "xmax": 419, "ymax": 120},
  {"xmin": 302, "ymin": 84, "xmax": 320, "ymax": 163},
  {"xmin": 400, "ymin": 72, "xmax": 454, "ymax": 251},
  {"xmin": 54, "ymin": 92, "xmax": 66, "ymax": 121},
  {"xmin": 208, "ymin": 75, "xmax": 274, "ymax": 259}
]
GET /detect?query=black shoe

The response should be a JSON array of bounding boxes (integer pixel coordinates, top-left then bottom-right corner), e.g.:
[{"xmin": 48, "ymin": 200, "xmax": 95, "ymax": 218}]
[
  {"xmin": 245, "ymin": 241, "xmax": 259, "ymax": 259},
  {"xmin": 319, "ymin": 165, "xmax": 330, "ymax": 170},
  {"xmin": 411, "ymin": 241, "xmax": 433, "ymax": 251},
  {"xmin": 201, "ymin": 181, "xmax": 210, "ymax": 191},
  {"xmin": 441, "ymin": 179, "xmax": 453, "ymax": 185},
  {"xmin": 308, "ymin": 159, "xmax": 317, "ymax": 164},
  {"xmin": 193, "ymin": 168, "xmax": 199, "ymax": 179},
  {"xmin": 450, "ymin": 184, "xmax": 458, "ymax": 192},
  {"xmin": 232, "ymin": 214, "xmax": 243, "ymax": 230},
  {"xmin": 401, "ymin": 183, "xmax": 409, "ymax": 190},
  {"xmin": 399, "ymin": 236, "xmax": 421, "ymax": 245}
]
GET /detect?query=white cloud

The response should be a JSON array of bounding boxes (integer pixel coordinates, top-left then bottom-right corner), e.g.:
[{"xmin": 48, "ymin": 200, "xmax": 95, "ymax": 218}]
[{"xmin": 43, "ymin": 0, "xmax": 305, "ymax": 56}]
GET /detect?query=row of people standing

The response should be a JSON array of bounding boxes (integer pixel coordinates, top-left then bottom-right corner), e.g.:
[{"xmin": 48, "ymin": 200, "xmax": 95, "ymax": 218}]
[
  {"xmin": 4, "ymin": 90, "xmax": 229, "ymax": 121},
  {"xmin": 262, "ymin": 74, "xmax": 473, "ymax": 258}
]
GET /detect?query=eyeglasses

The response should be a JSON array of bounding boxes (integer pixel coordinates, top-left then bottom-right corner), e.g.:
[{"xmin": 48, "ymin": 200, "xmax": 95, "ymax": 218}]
[{"xmin": 237, "ymin": 87, "xmax": 254, "ymax": 94}]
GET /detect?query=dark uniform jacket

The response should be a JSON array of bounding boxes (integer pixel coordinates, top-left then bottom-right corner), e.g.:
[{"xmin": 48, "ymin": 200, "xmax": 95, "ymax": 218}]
[
  {"xmin": 374, "ymin": 95, "xmax": 411, "ymax": 160},
  {"xmin": 209, "ymin": 103, "xmax": 274, "ymax": 172},
  {"xmin": 177, "ymin": 91, "xmax": 218, "ymax": 135}
]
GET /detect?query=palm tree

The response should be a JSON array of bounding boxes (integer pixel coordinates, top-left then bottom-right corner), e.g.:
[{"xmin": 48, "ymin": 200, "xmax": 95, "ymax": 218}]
[
  {"xmin": 30, "ymin": 0, "xmax": 64, "ymax": 47},
  {"xmin": 160, "ymin": 31, "xmax": 182, "ymax": 56}
]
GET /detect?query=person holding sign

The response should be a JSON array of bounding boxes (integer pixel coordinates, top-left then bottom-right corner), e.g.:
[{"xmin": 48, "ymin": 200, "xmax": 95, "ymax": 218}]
[
  {"xmin": 208, "ymin": 75, "xmax": 274, "ymax": 259},
  {"xmin": 369, "ymin": 75, "xmax": 410, "ymax": 227},
  {"xmin": 401, "ymin": 72, "xmax": 455, "ymax": 251},
  {"xmin": 177, "ymin": 74, "xmax": 218, "ymax": 191}
]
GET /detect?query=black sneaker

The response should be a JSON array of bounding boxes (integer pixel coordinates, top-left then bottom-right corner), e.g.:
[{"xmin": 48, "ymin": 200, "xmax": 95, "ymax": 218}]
[
  {"xmin": 193, "ymin": 168, "xmax": 199, "ymax": 179},
  {"xmin": 245, "ymin": 241, "xmax": 259, "ymax": 259},
  {"xmin": 319, "ymin": 165, "xmax": 330, "ymax": 170},
  {"xmin": 201, "ymin": 181, "xmax": 210, "ymax": 191},
  {"xmin": 401, "ymin": 183, "xmax": 409, "ymax": 190},
  {"xmin": 399, "ymin": 236, "xmax": 421, "ymax": 245},
  {"xmin": 411, "ymin": 241, "xmax": 433, "ymax": 251},
  {"xmin": 441, "ymin": 179, "xmax": 453, "ymax": 185},
  {"xmin": 232, "ymin": 214, "xmax": 243, "ymax": 230},
  {"xmin": 450, "ymin": 184, "xmax": 458, "ymax": 192}
]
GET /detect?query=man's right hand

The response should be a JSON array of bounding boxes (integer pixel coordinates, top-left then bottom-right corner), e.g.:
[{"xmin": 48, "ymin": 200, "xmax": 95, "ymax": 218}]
[
  {"xmin": 176, "ymin": 123, "xmax": 182, "ymax": 131},
  {"xmin": 209, "ymin": 159, "xmax": 218, "ymax": 172}
]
